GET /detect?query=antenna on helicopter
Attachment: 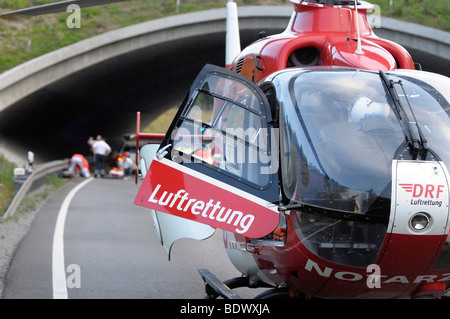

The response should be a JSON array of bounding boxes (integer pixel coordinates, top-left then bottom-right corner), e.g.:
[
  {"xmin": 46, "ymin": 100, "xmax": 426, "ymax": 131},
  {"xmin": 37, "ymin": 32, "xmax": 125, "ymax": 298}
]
[
  {"xmin": 354, "ymin": 0, "xmax": 364, "ymax": 54},
  {"xmin": 225, "ymin": 0, "xmax": 241, "ymax": 69}
]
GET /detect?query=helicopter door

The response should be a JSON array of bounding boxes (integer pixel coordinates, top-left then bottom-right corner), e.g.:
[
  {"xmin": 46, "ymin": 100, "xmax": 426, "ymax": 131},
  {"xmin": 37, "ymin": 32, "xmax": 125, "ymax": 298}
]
[
  {"xmin": 134, "ymin": 64, "xmax": 280, "ymax": 240},
  {"xmin": 138, "ymin": 143, "xmax": 216, "ymax": 259}
]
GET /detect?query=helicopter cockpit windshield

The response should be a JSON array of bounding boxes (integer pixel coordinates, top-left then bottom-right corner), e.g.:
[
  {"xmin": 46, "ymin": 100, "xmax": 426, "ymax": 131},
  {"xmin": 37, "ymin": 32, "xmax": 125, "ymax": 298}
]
[
  {"xmin": 280, "ymin": 69, "xmax": 404, "ymax": 218},
  {"xmin": 276, "ymin": 68, "xmax": 450, "ymax": 267},
  {"xmin": 279, "ymin": 69, "xmax": 450, "ymax": 219}
]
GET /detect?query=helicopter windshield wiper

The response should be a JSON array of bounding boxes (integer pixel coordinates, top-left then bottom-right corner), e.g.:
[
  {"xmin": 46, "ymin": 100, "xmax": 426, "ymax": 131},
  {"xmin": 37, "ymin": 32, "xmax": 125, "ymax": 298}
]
[{"xmin": 379, "ymin": 71, "xmax": 428, "ymax": 159}]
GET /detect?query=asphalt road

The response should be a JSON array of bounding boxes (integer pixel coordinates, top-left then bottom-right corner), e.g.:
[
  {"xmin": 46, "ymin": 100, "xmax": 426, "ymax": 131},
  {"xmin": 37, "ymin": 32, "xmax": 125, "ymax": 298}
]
[{"xmin": 2, "ymin": 177, "xmax": 256, "ymax": 299}]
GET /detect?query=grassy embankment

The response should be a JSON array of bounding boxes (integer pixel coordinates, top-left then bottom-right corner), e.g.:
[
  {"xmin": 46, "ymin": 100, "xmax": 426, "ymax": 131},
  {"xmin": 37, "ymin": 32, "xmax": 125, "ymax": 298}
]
[
  {"xmin": 374, "ymin": 0, "xmax": 449, "ymax": 31},
  {"xmin": 0, "ymin": 155, "xmax": 15, "ymax": 216}
]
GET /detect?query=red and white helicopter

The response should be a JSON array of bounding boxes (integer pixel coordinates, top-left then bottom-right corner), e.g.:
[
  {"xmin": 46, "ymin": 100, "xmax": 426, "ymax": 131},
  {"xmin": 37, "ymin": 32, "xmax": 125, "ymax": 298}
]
[
  {"xmin": 133, "ymin": 0, "xmax": 450, "ymax": 299},
  {"xmin": 3, "ymin": 0, "xmax": 450, "ymax": 299}
]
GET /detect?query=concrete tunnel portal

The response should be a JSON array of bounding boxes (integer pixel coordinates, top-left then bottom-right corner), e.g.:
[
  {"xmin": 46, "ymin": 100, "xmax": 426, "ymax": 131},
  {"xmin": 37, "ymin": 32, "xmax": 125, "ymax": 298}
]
[
  {"xmin": 0, "ymin": 6, "xmax": 449, "ymax": 164},
  {"xmin": 0, "ymin": 7, "xmax": 293, "ymax": 163}
]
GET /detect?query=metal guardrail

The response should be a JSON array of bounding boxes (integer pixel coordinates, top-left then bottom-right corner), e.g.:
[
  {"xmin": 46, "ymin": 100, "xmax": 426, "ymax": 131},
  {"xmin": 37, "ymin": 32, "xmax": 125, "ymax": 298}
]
[{"xmin": 1, "ymin": 159, "xmax": 69, "ymax": 221}]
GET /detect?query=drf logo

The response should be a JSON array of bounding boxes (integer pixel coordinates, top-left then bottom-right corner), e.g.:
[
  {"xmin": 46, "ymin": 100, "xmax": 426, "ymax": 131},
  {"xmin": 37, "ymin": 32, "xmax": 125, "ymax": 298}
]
[{"xmin": 399, "ymin": 184, "xmax": 445, "ymax": 198}]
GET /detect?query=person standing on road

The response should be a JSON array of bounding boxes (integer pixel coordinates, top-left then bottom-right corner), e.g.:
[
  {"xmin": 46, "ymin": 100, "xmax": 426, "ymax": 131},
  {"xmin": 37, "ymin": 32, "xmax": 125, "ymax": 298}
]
[{"xmin": 92, "ymin": 135, "xmax": 111, "ymax": 178}]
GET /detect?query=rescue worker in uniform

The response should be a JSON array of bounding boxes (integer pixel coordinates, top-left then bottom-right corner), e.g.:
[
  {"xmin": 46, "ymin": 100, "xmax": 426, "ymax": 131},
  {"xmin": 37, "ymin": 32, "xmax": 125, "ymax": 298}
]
[{"xmin": 67, "ymin": 154, "xmax": 91, "ymax": 177}]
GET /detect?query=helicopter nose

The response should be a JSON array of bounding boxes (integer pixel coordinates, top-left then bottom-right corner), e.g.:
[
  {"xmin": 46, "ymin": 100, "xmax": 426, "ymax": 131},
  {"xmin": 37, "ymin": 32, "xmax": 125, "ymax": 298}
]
[{"xmin": 377, "ymin": 160, "xmax": 450, "ymax": 293}]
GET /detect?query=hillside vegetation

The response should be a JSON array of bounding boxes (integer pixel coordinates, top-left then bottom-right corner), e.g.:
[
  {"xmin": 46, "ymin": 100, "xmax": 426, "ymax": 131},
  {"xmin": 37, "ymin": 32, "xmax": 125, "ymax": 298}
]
[
  {"xmin": 0, "ymin": 155, "xmax": 15, "ymax": 215},
  {"xmin": 373, "ymin": 0, "xmax": 449, "ymax": 31},
  {"xmin": 0, "ymin": 0, "xmax": 286, "ymax": 72}
]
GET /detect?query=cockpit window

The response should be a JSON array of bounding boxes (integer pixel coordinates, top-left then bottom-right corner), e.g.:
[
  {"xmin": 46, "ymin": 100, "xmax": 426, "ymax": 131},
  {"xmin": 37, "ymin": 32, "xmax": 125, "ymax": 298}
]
[
  {"xmin": 171, "ymin": 73, "xmax": 273, "ymax": 188},
  {"xmin": 280, "ymin": 70, "xmax": 404, "ymax": 216}
]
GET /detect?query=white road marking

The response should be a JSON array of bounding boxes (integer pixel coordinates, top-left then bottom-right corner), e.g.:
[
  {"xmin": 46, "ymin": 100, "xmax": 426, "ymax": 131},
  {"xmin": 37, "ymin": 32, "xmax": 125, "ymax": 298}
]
[{"xmin": 52, "ymin": 178, "xmax": 93, "ymax": 299}]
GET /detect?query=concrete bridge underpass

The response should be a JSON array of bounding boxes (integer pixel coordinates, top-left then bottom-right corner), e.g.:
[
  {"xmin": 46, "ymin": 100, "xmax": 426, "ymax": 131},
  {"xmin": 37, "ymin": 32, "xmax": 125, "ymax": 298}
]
[{"xmin": 0, "ymin": 6, "xmax": 448, "ymax": 164}]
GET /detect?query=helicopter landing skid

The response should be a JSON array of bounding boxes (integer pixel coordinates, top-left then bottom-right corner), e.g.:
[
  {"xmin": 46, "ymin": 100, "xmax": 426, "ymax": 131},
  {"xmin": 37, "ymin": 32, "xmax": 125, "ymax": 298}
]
[
  {"xmin": 198, "ymin": 269, "xmax": 285, "ymax": 299},
  {"xmin": 198, "ymin": 269, "xmax": 242, "ymax": 299}
]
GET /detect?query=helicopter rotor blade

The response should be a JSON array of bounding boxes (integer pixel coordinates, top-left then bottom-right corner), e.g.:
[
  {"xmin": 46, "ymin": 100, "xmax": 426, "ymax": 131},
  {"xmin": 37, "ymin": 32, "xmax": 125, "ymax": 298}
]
[{"xmin": 0, "ymin": 0, "xmax": 128, "ymax": 20}]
